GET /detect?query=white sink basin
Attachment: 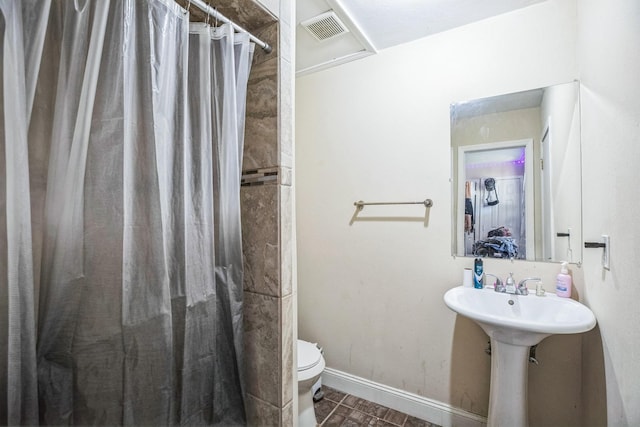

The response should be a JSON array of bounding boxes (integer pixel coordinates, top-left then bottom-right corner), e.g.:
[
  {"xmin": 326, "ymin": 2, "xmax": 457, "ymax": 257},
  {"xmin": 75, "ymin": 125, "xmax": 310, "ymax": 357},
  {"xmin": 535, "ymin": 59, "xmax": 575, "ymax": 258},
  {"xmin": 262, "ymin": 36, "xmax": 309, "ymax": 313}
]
[
  {"xmin": 444, "ymin": 285, "xmax": 596, "ymax": 345},
  {"xmin": 444, "ymin": 285, "xmax": 597, "ymax": 427}
]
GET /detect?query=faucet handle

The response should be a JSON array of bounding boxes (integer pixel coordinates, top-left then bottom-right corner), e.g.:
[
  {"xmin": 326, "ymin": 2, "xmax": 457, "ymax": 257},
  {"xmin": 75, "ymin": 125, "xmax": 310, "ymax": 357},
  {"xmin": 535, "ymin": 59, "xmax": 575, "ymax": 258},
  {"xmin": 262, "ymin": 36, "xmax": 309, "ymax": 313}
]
[
  {"xmin": 485, "ymin": 273, "xmax": 505, "ymax": 292},
  {"xmin": 517, "ymin": 277, "xmax": 542, "ymax": 295}
]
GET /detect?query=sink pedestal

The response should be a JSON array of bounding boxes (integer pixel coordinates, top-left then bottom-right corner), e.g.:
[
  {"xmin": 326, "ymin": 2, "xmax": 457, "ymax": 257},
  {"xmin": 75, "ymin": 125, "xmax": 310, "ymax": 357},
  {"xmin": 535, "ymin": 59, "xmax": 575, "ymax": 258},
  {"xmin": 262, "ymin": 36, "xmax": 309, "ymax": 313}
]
[
  {"xmin": 478, "ymin": 322, "xmax": 550, "ymax": 427},
  {"xmin": 487, "ymin": 339, "xmax": 530, "ymax": 427}
]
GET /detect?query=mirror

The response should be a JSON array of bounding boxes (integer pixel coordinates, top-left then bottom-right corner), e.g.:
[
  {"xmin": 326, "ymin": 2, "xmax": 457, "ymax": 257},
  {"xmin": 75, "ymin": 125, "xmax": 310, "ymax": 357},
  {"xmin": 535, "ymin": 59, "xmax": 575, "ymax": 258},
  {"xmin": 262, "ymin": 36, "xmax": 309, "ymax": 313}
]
[{"xmin": 451, "ymin": 81, "xmax": 582, "ymax": 263}]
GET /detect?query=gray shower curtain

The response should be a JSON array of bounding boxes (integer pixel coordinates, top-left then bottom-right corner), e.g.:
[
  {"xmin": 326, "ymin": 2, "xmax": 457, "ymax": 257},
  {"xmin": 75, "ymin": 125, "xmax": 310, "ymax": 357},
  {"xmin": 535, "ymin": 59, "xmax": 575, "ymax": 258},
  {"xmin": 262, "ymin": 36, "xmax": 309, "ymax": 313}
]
[{"xmin": 0, "ymin": 0, "xmax": 253, "ymax": 425}]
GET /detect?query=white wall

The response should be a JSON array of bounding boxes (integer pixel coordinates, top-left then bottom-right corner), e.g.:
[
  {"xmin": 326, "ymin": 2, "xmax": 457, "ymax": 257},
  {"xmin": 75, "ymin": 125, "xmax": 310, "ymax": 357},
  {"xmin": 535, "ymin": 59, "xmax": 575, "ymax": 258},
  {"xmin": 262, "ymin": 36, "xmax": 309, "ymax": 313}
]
[
  {"xmin": 296, "ymin": 1, "xmax": 594, "ymax": 425},
  {"xmin": 578, "ymin": 0, "xmax": 640, "ymax": 425}
]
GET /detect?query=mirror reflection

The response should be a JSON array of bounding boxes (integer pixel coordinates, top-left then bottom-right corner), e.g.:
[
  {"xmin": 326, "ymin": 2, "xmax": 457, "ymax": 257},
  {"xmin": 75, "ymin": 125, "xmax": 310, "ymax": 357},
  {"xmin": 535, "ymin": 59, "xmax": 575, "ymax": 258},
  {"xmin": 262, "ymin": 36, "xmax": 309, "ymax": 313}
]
[{"xmin": 451, "ymin": 81, "xmax": 582, "ymax": 263}]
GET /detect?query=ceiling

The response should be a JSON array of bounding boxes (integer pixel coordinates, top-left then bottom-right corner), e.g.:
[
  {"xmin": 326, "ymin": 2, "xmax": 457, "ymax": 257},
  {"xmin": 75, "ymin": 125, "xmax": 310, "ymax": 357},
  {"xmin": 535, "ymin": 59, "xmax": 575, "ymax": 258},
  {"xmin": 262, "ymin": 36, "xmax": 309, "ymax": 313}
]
[
  {"xmin": 453, "ymin": 87, "xmax": 545, "ymax": 119},
  {"xmin": 296, "ymin": 0, "xmax": 546, "ymax": 76}
]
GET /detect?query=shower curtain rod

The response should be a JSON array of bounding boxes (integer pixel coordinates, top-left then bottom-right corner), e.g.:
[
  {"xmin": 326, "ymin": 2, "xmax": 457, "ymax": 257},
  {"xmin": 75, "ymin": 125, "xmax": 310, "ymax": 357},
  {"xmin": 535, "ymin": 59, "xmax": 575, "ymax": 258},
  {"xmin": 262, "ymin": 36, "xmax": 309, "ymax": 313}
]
[{"xmin": 189, "ymin": 0, "xmax": 273, "ymax": 53}]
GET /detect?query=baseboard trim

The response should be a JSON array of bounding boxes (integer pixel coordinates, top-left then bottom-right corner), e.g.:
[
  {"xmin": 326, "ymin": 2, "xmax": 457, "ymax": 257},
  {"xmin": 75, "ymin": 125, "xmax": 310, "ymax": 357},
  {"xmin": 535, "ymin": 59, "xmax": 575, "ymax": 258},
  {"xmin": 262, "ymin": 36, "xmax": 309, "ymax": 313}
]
[{"xmin": 321, "ymin": 368, "xmax": 487, "ymax": 427}]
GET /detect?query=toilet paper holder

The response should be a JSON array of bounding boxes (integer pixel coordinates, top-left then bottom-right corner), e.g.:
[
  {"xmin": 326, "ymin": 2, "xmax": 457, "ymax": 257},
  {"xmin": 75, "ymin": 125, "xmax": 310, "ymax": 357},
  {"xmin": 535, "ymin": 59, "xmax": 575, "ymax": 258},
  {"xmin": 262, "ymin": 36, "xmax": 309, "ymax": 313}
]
[{"xmin": 584, "ymin": 235, "xmax": 610, "ymax": 270}]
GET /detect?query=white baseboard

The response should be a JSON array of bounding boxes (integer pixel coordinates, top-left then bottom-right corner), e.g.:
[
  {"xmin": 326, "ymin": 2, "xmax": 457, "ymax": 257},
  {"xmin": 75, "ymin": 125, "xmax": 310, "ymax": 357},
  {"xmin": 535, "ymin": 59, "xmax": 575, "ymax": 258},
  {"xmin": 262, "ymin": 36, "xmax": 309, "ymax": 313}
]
[{"xmin": 321, "ymin": 368, "xmax": 487, "ymax": 427}]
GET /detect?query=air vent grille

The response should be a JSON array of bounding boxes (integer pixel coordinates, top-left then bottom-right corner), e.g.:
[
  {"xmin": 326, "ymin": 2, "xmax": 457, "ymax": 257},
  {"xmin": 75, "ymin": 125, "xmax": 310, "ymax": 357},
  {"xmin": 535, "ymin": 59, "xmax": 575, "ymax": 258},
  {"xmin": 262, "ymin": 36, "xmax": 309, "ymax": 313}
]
[{"xmin": 301, "ymin": 11, "xmax": 349, "ymax": 42}]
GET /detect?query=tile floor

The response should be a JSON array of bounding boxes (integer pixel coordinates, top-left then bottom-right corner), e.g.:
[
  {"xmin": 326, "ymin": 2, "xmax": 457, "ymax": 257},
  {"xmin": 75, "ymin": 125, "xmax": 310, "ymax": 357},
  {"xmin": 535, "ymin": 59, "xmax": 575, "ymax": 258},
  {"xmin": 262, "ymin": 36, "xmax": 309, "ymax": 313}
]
[{"xmin": 313, "ymin": 386, "xmax": 440, "ymax": 427}]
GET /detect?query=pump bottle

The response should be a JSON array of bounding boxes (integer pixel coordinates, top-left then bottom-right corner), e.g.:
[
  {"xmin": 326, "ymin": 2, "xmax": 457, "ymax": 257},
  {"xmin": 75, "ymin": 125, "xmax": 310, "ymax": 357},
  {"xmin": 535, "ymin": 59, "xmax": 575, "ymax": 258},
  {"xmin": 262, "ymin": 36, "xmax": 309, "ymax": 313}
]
[{"xmin": 555, "ymin": 262, "xmax": 572, "ymax": 298}]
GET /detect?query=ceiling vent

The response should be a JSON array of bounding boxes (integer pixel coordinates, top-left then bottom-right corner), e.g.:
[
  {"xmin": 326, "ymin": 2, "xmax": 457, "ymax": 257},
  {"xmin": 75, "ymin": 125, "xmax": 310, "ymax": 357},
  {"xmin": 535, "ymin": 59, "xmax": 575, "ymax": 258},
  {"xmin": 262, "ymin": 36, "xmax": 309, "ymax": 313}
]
[{"xmin": 301, "ymin": 11, "xmax": 350, "ymax": 42}]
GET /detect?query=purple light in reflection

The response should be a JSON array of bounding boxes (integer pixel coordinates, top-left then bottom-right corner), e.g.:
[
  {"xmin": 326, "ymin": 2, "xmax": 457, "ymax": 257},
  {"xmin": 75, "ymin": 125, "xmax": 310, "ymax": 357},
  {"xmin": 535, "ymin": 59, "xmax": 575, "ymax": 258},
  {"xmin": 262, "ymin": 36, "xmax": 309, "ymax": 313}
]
[
  {"xmin": 467, "ymin": 159, "xmax": 525, "ymax": 168},
  {"xmin": 467, "ymin": 148, "xmax": 526, "ymax": 168}
]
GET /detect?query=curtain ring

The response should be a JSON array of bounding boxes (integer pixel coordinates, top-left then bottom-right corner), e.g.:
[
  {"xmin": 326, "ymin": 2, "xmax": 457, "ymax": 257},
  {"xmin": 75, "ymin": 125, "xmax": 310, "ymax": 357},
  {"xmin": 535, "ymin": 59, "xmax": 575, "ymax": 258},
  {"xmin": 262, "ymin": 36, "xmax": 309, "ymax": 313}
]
[
  {"xmin": 214, "ymin": 7, "xmax": 219, "ymax": 28},
  {"xmin": 187, "ymin": 0, "xmax": 191, "ymax": 12}
]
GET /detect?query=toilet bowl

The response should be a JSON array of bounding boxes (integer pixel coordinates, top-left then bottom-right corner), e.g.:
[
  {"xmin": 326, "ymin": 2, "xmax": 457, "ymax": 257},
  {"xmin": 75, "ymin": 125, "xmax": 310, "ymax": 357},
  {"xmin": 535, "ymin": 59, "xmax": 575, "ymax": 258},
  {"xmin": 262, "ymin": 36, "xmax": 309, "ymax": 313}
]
[{"xmin": 297, "ymin": 339, "xmax": 325, "ymax": 427}]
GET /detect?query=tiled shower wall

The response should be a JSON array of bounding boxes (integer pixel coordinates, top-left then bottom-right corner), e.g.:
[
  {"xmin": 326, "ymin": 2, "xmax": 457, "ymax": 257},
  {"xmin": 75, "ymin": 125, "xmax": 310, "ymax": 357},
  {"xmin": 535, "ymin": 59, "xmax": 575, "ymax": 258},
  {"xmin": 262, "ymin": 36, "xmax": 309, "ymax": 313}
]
[
  {"xmin": 186, "ymin": 0, "xmax": 295, "ymax": 424},
  {"xmin": 243, "ymin": 0, "xmax": 295, "ymax": 422}
]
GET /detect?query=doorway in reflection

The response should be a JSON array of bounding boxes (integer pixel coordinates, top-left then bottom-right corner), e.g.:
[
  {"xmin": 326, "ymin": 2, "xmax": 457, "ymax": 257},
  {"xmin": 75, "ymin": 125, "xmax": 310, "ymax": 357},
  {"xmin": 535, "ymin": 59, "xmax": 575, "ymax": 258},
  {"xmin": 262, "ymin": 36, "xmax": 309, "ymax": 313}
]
[{"xmin": 460, "ymin": 141, "xmax": 533, "ymax": 259}]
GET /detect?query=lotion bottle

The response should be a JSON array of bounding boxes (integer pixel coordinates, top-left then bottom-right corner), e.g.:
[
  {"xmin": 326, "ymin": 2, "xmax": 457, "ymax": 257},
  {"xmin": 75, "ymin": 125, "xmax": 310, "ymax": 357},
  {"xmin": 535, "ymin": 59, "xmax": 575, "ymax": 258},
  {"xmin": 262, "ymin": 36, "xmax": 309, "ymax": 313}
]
[{"xmin": 555, "ymin": 262, "xmax": 572, "ymax": 298}]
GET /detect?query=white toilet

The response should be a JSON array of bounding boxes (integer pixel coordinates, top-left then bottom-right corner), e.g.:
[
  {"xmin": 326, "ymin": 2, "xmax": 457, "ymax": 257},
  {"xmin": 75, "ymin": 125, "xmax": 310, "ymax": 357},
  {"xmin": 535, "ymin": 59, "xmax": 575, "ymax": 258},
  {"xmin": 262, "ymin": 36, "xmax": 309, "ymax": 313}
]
[{"xmin": 297, "ymin": 339, "xmax": 326, "ymax": 427}]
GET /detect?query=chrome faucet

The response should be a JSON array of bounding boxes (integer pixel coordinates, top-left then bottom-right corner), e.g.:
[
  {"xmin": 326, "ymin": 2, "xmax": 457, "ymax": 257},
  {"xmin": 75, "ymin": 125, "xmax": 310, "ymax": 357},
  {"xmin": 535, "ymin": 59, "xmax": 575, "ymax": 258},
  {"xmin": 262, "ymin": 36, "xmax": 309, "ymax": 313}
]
[
  {"xmin": 491, "ymin": 274, "xmax": 541, "ymax": 295},
  {"xmin": 485, "ymin": 273, "xmax": 505, "ymax": 292},
  {"xmin": 516, "ymin": 278, "xmax": 542, "ymax": 296}
]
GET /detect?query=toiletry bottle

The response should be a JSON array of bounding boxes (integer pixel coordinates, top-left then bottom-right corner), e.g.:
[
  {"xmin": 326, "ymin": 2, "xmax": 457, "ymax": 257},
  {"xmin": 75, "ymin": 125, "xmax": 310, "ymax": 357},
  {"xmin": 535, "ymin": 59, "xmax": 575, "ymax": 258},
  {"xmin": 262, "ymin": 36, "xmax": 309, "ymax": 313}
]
[
  {"xmin": 536, "ymin": 281, "xmax": 545, "ymax": 296},
  {"xmin": 473, "ymin": 258, "xmax": 484, "ymax": 289},
  {"xmin": 505, "ymin": 272, "xmax": 516, "ymax": 293},
  {"xmin": 463, "ymin": 268, "xmax": 473, "ymax": 287},
  {"xmin": 555, "ymin": 262, "xmax": 572, "ymax": 298}
]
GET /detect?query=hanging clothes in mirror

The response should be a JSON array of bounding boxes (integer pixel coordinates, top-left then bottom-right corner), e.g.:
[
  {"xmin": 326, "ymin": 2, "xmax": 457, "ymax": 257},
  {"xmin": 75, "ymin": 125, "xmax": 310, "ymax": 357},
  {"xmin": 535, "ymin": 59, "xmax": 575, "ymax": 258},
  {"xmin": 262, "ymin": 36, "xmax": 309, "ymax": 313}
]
[
  {"xmin": 464, "ymin": 181, "xmax": 475, "ymax": 233},
  {"xmin": 484, "ymin": 177, "xmax": 499, "ymax": 206}
]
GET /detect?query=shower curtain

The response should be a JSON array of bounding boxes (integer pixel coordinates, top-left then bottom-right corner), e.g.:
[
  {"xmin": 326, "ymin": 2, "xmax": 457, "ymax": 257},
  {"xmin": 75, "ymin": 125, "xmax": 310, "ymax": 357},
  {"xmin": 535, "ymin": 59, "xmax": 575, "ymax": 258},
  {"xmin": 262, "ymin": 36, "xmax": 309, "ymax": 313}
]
[{"xmin": 0, "ymin": 0, "xmax": 254, "ymax": 425}]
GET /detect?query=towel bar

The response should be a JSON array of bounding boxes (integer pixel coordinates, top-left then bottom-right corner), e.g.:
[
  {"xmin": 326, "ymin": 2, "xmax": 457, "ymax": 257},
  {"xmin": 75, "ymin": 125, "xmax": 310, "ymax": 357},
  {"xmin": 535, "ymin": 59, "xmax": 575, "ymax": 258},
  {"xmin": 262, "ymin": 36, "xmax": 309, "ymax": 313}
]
[{"xmin": 354, "ymin": 199, "xmax": 433, "ymax": 211}]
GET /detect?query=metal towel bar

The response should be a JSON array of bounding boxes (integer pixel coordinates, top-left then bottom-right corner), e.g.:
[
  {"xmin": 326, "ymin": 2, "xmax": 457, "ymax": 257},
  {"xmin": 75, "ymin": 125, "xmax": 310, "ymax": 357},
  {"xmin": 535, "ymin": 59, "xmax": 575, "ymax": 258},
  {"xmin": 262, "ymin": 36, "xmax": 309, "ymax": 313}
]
[{"xmin": 354, "ymin": 199, "xmax": 433, "ymax": 211}]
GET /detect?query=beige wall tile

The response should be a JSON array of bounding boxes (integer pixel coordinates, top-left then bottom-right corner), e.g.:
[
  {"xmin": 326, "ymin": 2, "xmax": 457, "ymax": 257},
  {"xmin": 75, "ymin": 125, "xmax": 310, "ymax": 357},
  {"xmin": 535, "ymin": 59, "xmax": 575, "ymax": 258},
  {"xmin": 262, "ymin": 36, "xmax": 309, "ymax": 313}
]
[
  {"xmin": 253, "ymin": 22, "xmax": 279, "ymax": 65},
  {"xmin": 241, "ymin": 184, "xmax": 280, "ymax": 297},
  {"xmin": 279, "ymin": 184, "xmax": 292, "ymax": 297},
  {"xmin": 278, "ymin": 56, "xmax": 294, "ymax": 168},
  {"xmin": 281, "ymin": 294, "xmax": 294, "ymax": 404},
  {"xmin": 245, "ymin": 57, "xmax": 278, "ymax": 170},
  {"xmin": 244, "ymin": 291, "xmax": 281, "ymax": 406},
  {"xmin": 246, "ymin": 393, "xmax": 280, "ymax": 426}
]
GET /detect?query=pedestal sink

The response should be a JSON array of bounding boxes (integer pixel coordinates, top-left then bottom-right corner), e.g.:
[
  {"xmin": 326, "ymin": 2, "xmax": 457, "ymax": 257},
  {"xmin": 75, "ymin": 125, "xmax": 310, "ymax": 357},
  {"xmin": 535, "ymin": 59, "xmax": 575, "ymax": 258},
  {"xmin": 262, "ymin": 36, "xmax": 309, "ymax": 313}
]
[{"xmin": 444, "ymin": 286, "xmax": 596, "ymax": 427}]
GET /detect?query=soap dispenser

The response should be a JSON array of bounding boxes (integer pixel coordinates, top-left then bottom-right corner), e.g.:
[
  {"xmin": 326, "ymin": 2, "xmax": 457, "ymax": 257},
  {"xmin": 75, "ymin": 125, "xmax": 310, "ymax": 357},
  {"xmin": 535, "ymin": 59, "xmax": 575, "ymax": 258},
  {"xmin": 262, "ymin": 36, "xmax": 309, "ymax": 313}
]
[
  {"xmin": 555, "ymin": 262, "xmax": 572, "ymax": 298},
  {"xmin": 505, "ymin": 273, "xmax": 516, "ymax": 294}
]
